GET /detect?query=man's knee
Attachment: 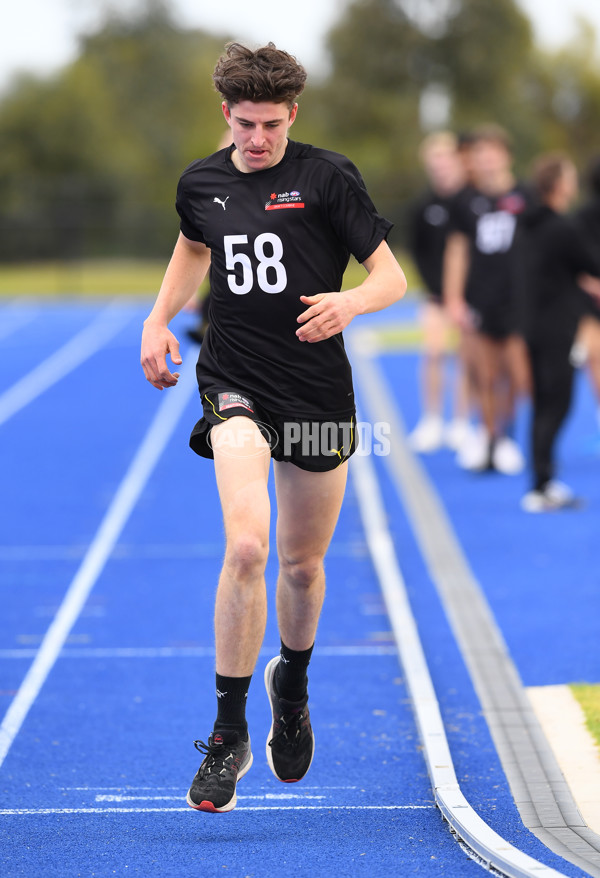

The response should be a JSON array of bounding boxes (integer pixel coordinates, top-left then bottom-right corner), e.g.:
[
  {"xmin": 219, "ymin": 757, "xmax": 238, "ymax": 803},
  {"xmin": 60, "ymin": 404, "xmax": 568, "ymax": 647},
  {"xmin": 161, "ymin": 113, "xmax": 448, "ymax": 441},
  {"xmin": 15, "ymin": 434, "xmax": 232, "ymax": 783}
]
[
  {"xmin": 279, "ymin": 552, "xmax": 324, "ymax": 590},
  {"xmin": 225, "ymin": 533, "xmax": 269, "ymax": 581}
]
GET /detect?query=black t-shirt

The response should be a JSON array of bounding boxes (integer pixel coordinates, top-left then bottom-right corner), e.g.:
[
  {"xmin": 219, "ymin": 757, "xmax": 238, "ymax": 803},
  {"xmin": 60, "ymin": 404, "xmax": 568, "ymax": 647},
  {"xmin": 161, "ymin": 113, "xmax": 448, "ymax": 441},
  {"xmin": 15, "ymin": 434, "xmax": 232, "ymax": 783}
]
[
  {"xmin": 449, "ymin": 183, "xmax": 533, "ymax": 309},
  {"xmin": 176, "ymin": 139, "xmax": 392, "ymax": 417},
  {"xmin": 521, "ymin": 205, "xmax": 600, "ymax": 345},
  {"xmin": 574, "ymin": 198, "xmax": 600, "ymax": 318},
  {"xmin": 407, "ymin": 188, "xmax": 454, "ymax": 298}
]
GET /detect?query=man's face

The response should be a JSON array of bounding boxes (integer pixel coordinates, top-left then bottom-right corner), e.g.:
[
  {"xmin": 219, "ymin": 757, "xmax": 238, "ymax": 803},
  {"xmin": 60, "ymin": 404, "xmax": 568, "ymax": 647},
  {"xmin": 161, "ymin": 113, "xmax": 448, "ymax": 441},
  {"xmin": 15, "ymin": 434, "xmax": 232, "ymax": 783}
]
[
  {"xmin": 423, "ymin": 144, "xmax": 464, "ymax": 194},
  {"xmin": 223, "ymin": 100, "xmax": 298, "ymax": 173},
  {"xmin": 470, "ymin": 139, "xmax": 512, "ymax": 183}
]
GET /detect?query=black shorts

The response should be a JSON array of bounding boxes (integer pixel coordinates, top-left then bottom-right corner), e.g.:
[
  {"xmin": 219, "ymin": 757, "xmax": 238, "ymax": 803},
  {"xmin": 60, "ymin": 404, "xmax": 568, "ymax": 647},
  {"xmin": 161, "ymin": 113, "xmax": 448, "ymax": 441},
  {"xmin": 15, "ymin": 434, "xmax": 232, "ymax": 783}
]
[
  {"xmin": 190, "ymin": 389, "xmax": 357, "ymax": 473},
  {"xmin": 467, "ymin": 296, "xmax": 519, "ymax": 340}
]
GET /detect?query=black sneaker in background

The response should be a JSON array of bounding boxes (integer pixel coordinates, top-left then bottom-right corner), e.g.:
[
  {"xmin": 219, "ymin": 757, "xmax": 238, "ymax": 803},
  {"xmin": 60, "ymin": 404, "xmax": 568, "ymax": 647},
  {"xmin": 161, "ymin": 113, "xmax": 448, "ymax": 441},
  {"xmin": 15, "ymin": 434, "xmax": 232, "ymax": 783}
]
[
  {"xmin": 186, "ymin": 730, "xmax": 252, "ymax": 812},
  {"xmin": 264, "ymin": 656, "xmax": 315, "ymax": 783}
]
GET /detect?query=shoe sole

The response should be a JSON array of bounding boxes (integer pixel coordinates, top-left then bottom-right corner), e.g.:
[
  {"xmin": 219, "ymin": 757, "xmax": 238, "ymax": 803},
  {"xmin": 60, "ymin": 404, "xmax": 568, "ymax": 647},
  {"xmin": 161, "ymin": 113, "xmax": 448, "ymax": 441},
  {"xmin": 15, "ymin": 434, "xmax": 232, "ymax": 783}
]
[
  {"xmin": 264, "ymin": 656, "xmax": 315, "ymax": 783},
  {"xmin": 186, "ymin": 747, "xmax": 253, "ymax": 813}
]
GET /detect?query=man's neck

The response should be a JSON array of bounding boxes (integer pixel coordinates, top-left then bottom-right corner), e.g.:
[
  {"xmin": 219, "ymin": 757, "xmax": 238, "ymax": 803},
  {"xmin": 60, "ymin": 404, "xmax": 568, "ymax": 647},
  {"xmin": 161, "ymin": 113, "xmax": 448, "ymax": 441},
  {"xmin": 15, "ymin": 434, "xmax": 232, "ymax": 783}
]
[
  {"xmin": 231, "ymin": 139, "xmax": 289, "ymax": 174},
  {"xmin": 477, "ymin": 170, "xmax": 514, "ymax": 197}
]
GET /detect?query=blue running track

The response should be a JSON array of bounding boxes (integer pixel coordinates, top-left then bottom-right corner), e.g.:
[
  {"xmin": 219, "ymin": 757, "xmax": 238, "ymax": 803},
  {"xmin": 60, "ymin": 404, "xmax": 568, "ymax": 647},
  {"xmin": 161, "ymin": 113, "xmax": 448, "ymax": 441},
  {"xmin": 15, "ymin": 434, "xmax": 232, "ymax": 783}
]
[{"xmin": 0, "ymin": 298, "xmax": 597, "ymax": 877}]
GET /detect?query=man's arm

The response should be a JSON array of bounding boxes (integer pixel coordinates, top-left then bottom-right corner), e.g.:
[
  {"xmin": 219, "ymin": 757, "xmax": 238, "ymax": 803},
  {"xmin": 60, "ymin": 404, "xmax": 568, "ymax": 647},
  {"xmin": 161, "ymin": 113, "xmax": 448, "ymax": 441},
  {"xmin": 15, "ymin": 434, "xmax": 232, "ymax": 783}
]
[
  {"xmin": 141, "ymin": 232, "xmax": 211, "ymax": 390},
  {"xmin": 578, "ymin": 274, "xmax": 600, "ymax": 301},
  {"xmin": 442, "ymin": 231, "xmax": 471, "ymax": 329},
  {"xmin": 295, "ymin": 241, "xmax": 406, "ymax": 343}
]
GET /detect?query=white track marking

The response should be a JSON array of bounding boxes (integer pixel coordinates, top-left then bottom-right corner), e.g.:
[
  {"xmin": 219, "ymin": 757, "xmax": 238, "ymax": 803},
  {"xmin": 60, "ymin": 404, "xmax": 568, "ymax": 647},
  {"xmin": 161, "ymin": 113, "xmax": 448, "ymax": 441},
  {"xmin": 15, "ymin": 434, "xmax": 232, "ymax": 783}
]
[
  {"xmin": 0, "ymin": 301, "xmax": 133, "ymax": 426},
  {"xmin": 95, "ymin": 793, "xmax": 327, "ymax": 802},
  {"xmin": 0, "ymin": 540, "xmax": 363, "ymax": 561},
  {"xmin": 0, "ymin": 300, "xmax": 38, "ymax": 342},
  {"xmin": 60, "ymin": 785, "xmax": 359, "ymax": 791},
  {"xmin": 348, "ymin": 406, "xmax": 566, "ymax": 878},
  {"xmin": 0, "ymin": 351, "xmax": 199, "ymax": 768},
  {"xmin": 0, "ymin": 805, "xmax": 436, "ymax": 815},
  {"xmin": 0, "ymin": 645, "xmax": 397, "ymax": 659}
]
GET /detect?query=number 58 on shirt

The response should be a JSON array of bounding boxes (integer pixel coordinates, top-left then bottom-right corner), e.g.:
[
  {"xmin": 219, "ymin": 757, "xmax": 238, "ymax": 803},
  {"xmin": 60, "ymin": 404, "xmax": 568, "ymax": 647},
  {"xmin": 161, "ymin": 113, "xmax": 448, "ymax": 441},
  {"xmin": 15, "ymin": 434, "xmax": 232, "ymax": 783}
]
[{"xmin": 224, "ymin": 233, "xmax": 288, "ymax": 295}]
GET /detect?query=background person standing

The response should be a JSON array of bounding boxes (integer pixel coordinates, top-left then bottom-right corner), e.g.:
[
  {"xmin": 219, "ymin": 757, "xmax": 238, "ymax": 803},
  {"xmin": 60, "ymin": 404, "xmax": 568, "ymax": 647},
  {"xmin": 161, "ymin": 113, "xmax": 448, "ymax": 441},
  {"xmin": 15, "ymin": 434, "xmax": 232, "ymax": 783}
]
[
  {"xmin": 407, "ymin": 131, "xmax": 470, "ymax": 454},
  {"xmin": 521, "ymin": 153, "xmax": 600, "ymax": 511}
]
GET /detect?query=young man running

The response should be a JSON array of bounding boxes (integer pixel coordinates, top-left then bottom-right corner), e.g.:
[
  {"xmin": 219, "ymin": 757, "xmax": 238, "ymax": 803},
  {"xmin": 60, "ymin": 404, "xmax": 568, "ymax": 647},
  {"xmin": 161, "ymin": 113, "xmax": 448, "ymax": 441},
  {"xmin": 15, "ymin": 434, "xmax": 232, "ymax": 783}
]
[{"xmin": 140, "ymin": 42, "xmax": 406, "ymax": 813}]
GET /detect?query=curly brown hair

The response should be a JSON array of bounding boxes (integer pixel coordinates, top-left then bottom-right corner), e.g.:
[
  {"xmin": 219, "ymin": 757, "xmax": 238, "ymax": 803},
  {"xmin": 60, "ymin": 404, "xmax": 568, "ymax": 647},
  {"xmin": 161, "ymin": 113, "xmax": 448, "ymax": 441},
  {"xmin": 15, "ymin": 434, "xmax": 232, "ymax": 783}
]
[{"xmin": 213, "ymin": 42, "xmax": 307, "ymax": 109}]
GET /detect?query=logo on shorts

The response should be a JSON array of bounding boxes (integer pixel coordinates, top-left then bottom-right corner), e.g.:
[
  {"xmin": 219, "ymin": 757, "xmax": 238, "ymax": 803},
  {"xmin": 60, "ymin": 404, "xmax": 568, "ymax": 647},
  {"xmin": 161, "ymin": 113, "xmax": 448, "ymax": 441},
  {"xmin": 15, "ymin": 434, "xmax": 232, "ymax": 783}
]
[
  {"xmin": 265, "ymin": 190, "xmax": 304, "ymax": 211},
  {"xmin": 218, "ymin": 392, "xmax": 254, "ymax": 413}
]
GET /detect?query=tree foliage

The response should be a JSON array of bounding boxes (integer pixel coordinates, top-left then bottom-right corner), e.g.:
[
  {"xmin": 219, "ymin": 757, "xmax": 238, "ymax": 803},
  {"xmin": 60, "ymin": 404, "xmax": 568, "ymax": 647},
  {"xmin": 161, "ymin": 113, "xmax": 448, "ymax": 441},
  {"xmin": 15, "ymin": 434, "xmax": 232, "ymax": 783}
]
[
  {"xmin": 1, "ymin": 0, "xmax": 599, "ymax": 260},
  {"xmin": 0, "ymin": 1, "xmax": 228, "ymax": 259}
]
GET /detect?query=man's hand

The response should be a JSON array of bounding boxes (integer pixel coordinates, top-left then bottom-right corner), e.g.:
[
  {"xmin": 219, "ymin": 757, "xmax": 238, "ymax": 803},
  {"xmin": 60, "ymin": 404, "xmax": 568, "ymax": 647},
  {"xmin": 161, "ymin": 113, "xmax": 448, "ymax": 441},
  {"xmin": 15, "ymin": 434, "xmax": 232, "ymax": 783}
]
[
  {"xmin": 579, "ymin": 273, "xmax": 600, "ymax": 301},
  {"xmin": 446, "ymin": 297, "xmax": 475, "ymax": 332},
  {"xmin": 296, "ymin": 292, "xmax": 359, "ymax": 343},
  {"xmin": 141, "ymin": 321, "xmax": 182, "ymax": 390}
]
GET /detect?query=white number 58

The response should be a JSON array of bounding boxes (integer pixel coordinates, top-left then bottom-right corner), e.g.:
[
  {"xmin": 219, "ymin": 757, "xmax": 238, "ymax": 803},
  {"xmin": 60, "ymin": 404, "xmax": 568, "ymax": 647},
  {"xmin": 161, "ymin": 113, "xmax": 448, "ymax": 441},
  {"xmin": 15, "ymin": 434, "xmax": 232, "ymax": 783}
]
[{"xmin": 224, "ymin": 233, "xmax": 287, "ymax": 295}]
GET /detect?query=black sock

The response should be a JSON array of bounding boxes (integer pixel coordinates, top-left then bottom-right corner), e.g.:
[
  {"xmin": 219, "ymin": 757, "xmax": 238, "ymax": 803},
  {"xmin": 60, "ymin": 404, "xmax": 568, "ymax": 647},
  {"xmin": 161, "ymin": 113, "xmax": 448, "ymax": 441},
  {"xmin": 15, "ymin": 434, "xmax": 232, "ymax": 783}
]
[
  {"xmin": 214, "ymin": 673, "xmax": 252, "ymax": 739},
  {"xmin": 275, "ymin": 640, "xmax": 313, "ymax": 702}
]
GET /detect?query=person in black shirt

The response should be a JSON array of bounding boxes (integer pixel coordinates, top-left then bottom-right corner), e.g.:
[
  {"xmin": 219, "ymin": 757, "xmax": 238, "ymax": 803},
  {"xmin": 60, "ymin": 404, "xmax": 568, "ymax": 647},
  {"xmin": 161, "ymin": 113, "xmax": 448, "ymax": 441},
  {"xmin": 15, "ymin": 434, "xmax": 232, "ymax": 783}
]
[
  {"xmin": 521, "ymin": 153, "xmax": 600, "ymax": 511},
  {"xmin": 574, "ymin": 156, "xmax": 600, "ymax": 434},
  {"xmin": 140, "ymin": 42, "xmax": 406, "ymax": 812},
  {"xmin": 407, "ymin": 131, "xmax": 469, "ymax": 453},
  {"xmin": 444, "ymin": 125, "xmax": 531, "ymax": 474}
]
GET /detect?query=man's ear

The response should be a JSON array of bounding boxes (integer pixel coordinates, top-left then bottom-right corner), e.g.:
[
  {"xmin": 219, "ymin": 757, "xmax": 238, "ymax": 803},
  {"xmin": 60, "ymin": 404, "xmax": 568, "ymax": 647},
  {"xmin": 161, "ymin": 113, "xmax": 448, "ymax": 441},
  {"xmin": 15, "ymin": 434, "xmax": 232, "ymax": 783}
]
[
  {"xmin": 289, "ymin": 103, "xmax": 298, "ymax": 126},
  {"xmin": 222, "ymin": 101, "xmax": 232, "ymax": 125}
]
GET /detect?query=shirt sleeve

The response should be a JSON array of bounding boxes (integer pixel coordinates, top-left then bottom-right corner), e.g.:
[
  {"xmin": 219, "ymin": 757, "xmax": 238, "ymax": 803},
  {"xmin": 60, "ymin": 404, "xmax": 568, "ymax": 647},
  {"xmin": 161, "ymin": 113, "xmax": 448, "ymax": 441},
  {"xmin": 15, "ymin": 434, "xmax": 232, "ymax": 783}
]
[
  {"xmin": 175, "ymin": 177, "xmax": 206, "ymax": 244},
  {"xmin": 323, "ymin": 157, "xmax": 393, "ymax": 263}
]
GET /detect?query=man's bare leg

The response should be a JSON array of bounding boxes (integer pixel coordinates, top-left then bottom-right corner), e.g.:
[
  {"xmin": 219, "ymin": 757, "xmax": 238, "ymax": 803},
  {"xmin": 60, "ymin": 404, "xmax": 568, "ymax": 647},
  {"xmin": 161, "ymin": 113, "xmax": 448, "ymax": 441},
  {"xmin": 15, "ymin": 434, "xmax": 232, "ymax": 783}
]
[
  {"xmin": 212, "ymin": 417, "xmax": 271, "ymax": 677},
  {"xmin": 187, "ymin": 416, "xmax": 270, "ymax": 812},
  {"xmin": 472, "ymin": 333, "xmax": 503, "ymax": 440},
  {"xmin": 263, "ymin": 459, "xmax": 348, "ymax": 782},
  {"xmin": 274, "ymin": 461, "xmax": 348, "ymax": 651}
]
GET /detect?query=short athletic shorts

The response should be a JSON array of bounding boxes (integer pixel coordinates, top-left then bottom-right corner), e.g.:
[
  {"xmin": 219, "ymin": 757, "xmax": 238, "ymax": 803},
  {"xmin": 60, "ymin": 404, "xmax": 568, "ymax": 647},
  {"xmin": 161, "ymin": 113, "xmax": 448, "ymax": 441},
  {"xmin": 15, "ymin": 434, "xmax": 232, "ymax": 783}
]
[
  {"xmin": 189, "ymin": 389, "xmax": 357, "ymax": 473},
  {"xmin": 467, "ymin": 293, "xmax": 519, "ymax": 340}
]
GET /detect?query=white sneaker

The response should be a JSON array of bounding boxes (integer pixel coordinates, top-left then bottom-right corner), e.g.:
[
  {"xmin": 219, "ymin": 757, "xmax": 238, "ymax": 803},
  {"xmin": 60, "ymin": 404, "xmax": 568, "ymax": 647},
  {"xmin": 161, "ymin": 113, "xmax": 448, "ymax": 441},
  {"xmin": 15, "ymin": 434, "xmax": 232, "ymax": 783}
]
[
  {"xmin": 545, "ymin": 480, "xmax": 576, "ymax": 505},
  {"xmin": 408, "ymin": 415, "xmax": 445, "ymax": 453},
  {"xmin": 521, "ymin": 480, "xmax": 578, "ymax": 512},
  {"xmin": 445, "ymin": 418, "xmax": 471, "ymax": 451},
  {"xmin": 492, "ymin": 436, "xmax": 525, "ymax": 475},
  {"xmin": 456, "ymin": 424, "xmax": 490, "ymax": 471},
  {"xmin": 569, "ymin": 341, "xmax": 588, "ymax": 369}
]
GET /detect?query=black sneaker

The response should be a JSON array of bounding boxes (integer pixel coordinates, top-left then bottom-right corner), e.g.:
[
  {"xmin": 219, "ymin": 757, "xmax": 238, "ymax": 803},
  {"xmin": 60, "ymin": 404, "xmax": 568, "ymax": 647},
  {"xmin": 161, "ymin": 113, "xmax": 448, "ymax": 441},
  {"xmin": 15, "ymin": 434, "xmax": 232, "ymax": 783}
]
[
  {"xmin": 264, "ymin": 656, "xmax": 315, "ymax": 783},
  {"xmin": 186, "ymin": 730, "xmax": 252, "ymax": 812}
]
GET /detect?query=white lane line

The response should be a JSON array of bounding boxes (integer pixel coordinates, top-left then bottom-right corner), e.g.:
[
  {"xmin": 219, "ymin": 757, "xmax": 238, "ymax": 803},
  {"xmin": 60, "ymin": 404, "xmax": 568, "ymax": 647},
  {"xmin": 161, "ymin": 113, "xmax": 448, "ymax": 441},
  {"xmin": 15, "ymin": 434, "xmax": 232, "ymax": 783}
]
[
  {"xmin": 0, "ymin": 301, "xmax": 39, "ymax": 342},
  {"xmin": 0, "ymin": 350, "xmax": 199, "ymax": 769},
  {"xmin": 58, "ymin": 784, "xmax": 358, "ymax": 799},
  {"xmin": 348, "ymin": 411, "xmax": 566, "ymax": 878},
  {"xmin": 0, "ymin": 645, "xmax": 397, "ymax": 659},
  {"xmin": 0, "ymin": 540, "xmax": 364, "ymax": 561},
  {"xmin": 95, "ymin": 793, "xmax": 327, "ymax": 802},
  {"xmin": 0, "ymin": 301, "xmax": 133, "ymax": 426},
  {"xmin": 0, "ymin": 805, "xmax": 436, "ymax": 815}
]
